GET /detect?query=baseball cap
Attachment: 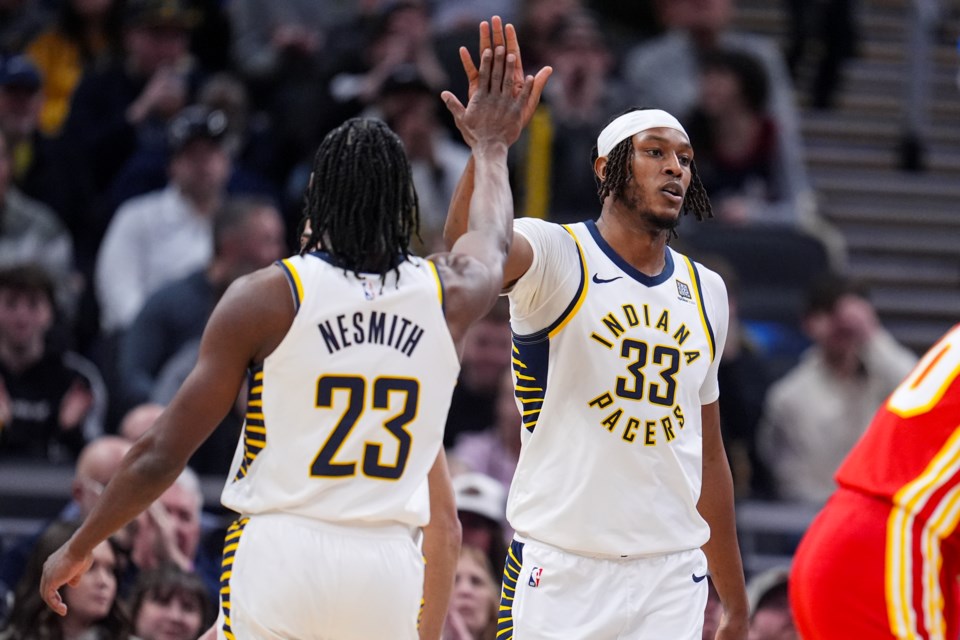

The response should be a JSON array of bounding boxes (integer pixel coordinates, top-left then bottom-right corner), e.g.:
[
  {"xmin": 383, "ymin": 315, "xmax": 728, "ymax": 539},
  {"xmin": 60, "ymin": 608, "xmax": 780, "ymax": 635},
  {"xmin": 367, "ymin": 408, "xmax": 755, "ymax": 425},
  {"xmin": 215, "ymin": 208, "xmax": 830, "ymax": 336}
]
[
  {"xmin": 746, "ymin": 566, "xmax": 791, "ymax": 615},
  {"xmin": 124, "ymin": 0, "xmax": 200, "ymax": 29},
  {"xmin": 453, "ymin": 472, "xmax": 506, "ymax": 523},
  {"xmin": 167, "ymin": 105, "xmax": 228, "ymax": 153},
  {"xmin": 0, "ymin": 55, "xmax": 41, "ymax": 91}
]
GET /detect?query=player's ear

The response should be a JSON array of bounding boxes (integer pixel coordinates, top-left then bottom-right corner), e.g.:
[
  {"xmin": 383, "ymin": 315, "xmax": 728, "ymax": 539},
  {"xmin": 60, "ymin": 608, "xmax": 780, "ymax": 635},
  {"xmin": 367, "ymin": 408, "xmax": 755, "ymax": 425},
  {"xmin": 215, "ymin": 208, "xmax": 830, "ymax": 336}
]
[{"xmin": 594, "ymin": 156, "xmax": 608, "ymax": 182}]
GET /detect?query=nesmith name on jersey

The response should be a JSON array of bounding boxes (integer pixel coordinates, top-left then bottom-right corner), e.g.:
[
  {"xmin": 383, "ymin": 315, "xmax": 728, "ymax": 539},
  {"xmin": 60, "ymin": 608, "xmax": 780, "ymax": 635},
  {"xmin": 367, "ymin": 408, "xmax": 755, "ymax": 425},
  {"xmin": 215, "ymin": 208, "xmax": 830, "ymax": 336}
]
[
  {"xmin": 585, "ymin": 303, "xmax": 700, "ymax": 447},
  {"xmin": 318, "ymin": 311, "xmax": 425, "ymax": 357}
]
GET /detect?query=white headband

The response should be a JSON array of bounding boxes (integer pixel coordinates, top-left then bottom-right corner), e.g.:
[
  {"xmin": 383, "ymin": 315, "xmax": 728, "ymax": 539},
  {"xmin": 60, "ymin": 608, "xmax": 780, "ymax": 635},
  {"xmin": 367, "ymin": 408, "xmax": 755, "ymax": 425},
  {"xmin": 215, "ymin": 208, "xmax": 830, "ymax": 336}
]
[{"xmin": 596, "ymin": 110, "xmax": 687, "ymax": 158}]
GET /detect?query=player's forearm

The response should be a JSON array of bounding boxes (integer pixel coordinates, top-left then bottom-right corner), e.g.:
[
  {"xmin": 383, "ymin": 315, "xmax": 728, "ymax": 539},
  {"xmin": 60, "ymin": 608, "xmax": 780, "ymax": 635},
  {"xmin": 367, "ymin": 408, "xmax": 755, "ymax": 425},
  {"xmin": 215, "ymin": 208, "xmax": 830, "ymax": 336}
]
[
  {"xmin": 469, "ymin": 143, "xmax": 512, "ymax": 246},
  {"xmin": 420, "ymin": 515, "xmax": 461, "ymax": 640},
  {"xmin": 420, "ymin": 451, "xmax": 462, "ymax": 640},
  {"xmin": 443, "ymin": 155, "xmax": 476, "ymax": 250},
  {"xmin": 67, "ymin": 435, "xmax": 183, "ymax": 558},
  {"xmin": 699, "ymin": 445, "xmax": 749, "ymax": 636},
  {"xmin": 450, "ymin": 145, "xmax": 513, "ymax": 274}
]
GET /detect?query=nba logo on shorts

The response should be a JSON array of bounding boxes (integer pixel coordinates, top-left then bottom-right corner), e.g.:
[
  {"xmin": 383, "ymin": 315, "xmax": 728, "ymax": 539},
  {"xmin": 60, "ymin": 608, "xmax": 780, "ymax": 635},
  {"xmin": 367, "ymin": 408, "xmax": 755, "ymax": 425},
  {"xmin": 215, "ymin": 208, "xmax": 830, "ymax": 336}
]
[{"xmin": 528, "ymin": 567, "xmax": 543, "ymax": 587}]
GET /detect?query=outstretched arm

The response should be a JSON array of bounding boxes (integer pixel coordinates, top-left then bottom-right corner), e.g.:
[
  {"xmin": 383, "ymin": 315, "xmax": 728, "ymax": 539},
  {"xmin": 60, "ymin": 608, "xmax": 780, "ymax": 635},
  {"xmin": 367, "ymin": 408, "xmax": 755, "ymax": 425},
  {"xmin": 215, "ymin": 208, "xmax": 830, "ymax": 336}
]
[
  {"xmin": 433, "ymin": 40, "xmax": 531, "ymax": 342},
  {"xmin": 442, "ymin": 17, "xmax": 550, "ymax": 288},
  {"xmin": 698, "ymin": 401, "xmax": 749, "ymax": 640},
  {"xmin": 40, "ymin": 268, "xmax": 294, "ymax": 615}
]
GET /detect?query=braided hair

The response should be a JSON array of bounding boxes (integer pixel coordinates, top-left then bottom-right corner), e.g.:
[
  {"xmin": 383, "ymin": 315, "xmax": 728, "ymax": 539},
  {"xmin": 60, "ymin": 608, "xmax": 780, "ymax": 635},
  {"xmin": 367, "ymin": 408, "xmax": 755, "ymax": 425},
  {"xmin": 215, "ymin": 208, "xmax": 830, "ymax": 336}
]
[
  {"xmin": 300, "ymin": 118, "xmax": 420, "ymax": 278},
  {"xmin": 595, "ymin": 108, "xmax": 713, "ymax": 229}
]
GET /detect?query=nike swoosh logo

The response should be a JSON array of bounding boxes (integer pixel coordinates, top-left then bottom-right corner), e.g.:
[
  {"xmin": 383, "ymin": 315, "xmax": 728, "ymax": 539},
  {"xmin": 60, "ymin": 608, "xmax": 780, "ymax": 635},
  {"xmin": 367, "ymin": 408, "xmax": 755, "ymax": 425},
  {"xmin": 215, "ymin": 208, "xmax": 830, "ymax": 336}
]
[
  {"xmin": 692, "ymin": 573, "xmax": 707, "ymax": 583},
  {"xmin": 592, "ymin": 274, "xmax": 623, "ymax": 284}
]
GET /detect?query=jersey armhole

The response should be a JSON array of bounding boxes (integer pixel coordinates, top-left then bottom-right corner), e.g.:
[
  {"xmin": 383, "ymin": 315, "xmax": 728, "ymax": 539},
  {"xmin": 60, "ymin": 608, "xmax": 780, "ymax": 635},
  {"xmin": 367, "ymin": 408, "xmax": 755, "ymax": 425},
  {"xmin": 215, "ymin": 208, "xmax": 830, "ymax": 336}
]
[
  {"xmin": 276, "ymin": 258, "xmax": 304, "ymax": 313},
  {"xmin": 426, "ymin": 259, "xmax": 446, "ymax": 315},
  {"xmin": 682, "ymin": 256, "xmax": 716, "ymax": 362}
]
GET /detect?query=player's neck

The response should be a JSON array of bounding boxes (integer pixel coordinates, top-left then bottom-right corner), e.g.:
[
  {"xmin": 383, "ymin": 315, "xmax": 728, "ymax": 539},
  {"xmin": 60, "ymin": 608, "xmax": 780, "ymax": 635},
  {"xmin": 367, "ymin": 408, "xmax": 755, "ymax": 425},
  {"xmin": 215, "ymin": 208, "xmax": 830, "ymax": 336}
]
[{"xmin": 595, "ymin": 212, "xmax": 670, "ymax": 277}]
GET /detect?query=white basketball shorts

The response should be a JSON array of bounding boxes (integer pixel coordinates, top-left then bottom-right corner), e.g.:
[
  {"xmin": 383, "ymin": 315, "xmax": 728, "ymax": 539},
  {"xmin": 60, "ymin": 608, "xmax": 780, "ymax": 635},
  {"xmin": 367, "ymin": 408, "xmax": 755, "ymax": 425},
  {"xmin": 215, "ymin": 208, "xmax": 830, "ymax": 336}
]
[
  {"xmin": 498, "ymin": 537, "xmax": 708, "ymax": 639},
  {"xmin": 215, "ymin": 513, "xmax": 424, "ymax": 640}
]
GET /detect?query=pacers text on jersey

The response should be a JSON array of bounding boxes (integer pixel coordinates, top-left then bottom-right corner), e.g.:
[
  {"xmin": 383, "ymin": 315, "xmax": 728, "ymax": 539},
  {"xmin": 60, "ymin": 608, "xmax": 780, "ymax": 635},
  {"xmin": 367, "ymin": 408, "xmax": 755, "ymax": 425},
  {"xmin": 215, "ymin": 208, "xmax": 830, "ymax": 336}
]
[
  {"xmin": 318, "ymin": 311, "xmax": 425, "ymax": 357},
  {"xmin": 586, "ymin": 303, "xmax": 700, "ymax": 446}
]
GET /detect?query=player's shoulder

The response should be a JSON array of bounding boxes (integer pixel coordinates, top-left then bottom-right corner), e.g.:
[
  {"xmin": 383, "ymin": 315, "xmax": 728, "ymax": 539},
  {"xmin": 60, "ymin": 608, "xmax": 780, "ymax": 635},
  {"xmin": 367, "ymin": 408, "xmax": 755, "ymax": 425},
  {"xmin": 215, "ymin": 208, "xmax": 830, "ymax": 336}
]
[
  {"xmin": 514, "ymin": 216, "xmax": 578, "ymax": 235},
  {"xmin": 226, "ymin": 261, "xmax": 291, "ymax": 300}
]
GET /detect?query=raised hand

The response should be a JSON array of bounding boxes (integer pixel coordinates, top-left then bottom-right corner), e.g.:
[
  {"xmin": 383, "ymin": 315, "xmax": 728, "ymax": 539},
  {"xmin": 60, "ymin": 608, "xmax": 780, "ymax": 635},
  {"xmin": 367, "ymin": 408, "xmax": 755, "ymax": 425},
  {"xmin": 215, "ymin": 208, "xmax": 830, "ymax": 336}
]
[
  {"xmin": 456, "ymin": 16, "xmax": 551, "ymax": 129},
  {"xmin": 442, "ymin": 45, "xmax": 532, "ymax": 150}
]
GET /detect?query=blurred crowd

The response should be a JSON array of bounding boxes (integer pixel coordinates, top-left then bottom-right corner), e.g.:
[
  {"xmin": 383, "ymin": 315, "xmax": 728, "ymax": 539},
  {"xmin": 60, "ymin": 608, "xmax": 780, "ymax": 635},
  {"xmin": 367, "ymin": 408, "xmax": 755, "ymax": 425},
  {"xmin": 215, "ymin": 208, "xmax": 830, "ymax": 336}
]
[{"xmin": 0, "ymin": 0, "xmax": 933, "ymax": 636}]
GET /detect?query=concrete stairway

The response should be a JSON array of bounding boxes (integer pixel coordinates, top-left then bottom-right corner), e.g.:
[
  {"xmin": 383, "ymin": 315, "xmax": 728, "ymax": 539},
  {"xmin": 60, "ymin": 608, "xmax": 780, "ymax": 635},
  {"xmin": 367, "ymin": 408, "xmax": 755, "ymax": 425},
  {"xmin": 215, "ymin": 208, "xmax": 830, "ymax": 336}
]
[{"xmin": 734, "ymin": 0, "xmax": 960, "ymax": 353}]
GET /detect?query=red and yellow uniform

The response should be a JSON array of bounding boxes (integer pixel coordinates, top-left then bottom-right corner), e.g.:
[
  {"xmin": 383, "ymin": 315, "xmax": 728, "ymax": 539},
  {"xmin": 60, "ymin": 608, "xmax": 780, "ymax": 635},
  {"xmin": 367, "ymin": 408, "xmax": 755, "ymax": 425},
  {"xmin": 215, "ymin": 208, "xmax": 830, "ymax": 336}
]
[{"xmin": 791, "ymin": 324, "xmax": 960, "ymax": 640}]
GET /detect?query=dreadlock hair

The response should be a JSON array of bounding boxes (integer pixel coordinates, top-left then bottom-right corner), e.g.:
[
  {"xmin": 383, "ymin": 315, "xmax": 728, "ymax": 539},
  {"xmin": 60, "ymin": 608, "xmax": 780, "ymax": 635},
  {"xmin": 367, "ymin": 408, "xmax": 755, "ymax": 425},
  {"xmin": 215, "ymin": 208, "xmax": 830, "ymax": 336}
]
[
  {"xmin": 300, "ymin": 118, "xmax": 420, "ymax": 279},
  {"xmin": 594, "ymin": 108, "xmax": 713, "ymax": 235}
]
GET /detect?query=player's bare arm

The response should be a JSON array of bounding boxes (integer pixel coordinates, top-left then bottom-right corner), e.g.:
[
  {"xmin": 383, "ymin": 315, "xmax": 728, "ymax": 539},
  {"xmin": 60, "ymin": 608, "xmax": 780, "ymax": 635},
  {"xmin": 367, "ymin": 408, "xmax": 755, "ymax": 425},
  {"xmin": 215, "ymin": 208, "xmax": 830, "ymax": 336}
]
[
  {"xmin": 442, "ymin": 17, "xmax": 550, "ymax": 289},
  {"xmin": 40, "ymin": 267, "xmax": 294, "ymax": 615},
  {"xmin": 419, "ymin": 449, "xmax": 461, "ymax": 640},
  {"xmin": 697, "ymin": 401, "xmax": 749, "ymax": 640},
  {"xmin": 432, "ymin": 41, "xmax": 529, "ymax": 346}
]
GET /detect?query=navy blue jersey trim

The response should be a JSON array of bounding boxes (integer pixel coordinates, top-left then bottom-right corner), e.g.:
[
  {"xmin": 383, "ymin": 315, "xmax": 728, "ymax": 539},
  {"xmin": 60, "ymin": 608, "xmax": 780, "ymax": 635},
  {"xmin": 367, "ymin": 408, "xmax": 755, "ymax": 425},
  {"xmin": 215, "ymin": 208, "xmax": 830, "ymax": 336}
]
[{"xmin": 585, "ymin": 219, "xmax": 675, "ymax": 286}]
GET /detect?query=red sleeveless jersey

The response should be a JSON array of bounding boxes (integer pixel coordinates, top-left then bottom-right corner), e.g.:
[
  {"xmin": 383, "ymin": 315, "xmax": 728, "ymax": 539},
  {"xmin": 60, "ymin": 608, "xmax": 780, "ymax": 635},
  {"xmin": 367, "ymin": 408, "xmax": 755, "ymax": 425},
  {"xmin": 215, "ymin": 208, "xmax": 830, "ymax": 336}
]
[{"xmin": 836, "ymin": 324, "xmax": 960, "ymax": 502}]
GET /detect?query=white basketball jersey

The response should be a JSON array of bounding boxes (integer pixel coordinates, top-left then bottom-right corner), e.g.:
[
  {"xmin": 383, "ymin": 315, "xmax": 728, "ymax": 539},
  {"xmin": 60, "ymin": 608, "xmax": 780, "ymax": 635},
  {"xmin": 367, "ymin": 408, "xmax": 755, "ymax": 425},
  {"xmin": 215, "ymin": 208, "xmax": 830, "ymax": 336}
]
[
  {"xmin": 220, "ymin": 252, "xmax": 460, "ymax": 528},
  {"xmin": 506, "ymin": 218, "xmax": 729, "ymax": 557}
]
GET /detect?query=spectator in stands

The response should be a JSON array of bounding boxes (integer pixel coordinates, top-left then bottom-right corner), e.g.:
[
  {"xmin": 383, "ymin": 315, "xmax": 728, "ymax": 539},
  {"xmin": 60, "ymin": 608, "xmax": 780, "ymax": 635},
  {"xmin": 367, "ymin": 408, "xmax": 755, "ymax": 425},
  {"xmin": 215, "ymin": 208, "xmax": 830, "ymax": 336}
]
[
  {"xmin": 116, "ymin": 196, "xmax": 284, "ymax": 411},
  {"xmin": 142, "ymin": 336, "xmax": 247, "ymax": 476},
  {"xmin": 197, "ymin": 73, "xmax": 282, "ymax": 198},
  {"xmin": 104, "ymin": 88, "xmax": 280, "ymax": 221},
  {"xmin": 0, "ymin": 0, "xmax": 49, "ymax": 55},
  {"xmin": 118, "ymin": 402, "xmax": 164, "ymax": 443},
  {"xmin": 127, "ymin": 467, "xmax": 219, "ymax": 603},
  {"xmin": 531, "ymin": 9, "xmax": 630, "ymax": 222},
  {"xmin": 444, "ymin": 298, "xmax": 512, "ymax": 447},
  {"xmin": 23, "ymin": 0, "xmax": 125, "ymax": 136},
  {"xmin": 783, "ymin": 0, "xmax": 857, "ymax": 111},
  {"xmin": 745, "ymin": 567, "xmax": 796, "ymax": 640},
  {"xmin": 685, "ymin": 48, "xmax": 795, "ymax": 226},
  {"xmin": 0, "ymin": 265, "xmax": 104, "ymax": 464},
  {"xmin": 128, "ymin": 563, "xmax": 210, "ymax": 640},
  {"xmin": 227, "ymin": 0, "xmax": 348, "ymax": 83},
  {"xmin": 622, "ymin": 0, "xmax": 813, "ymax": 230},
  {"xmin": 118, "ymin": 198, "xmax": 282, "ymax": 474},
  {"xmin": 694, "ymin": 255, "xmax": 775, "ymax": 499},
  {"xmin": 758, "ymin": 274, "xmax": 917, "ymax": 504},
  {"xmin": 0, "ymin": 129, "xmax": 77, "ymax": 314},
  {"xmin": 443, "ymin": 544, "xmax": 499, "ymax": 640},
  {"xmin": 514, "ymin": 0, "xmax": 585, "ymax": 73},
  {"xmin": 320, "ymin": 1, "xmax": 448, "ymax": 143},
  {"xmin": 450, "ymin": 368, "xmax": 521, "ymax": 492},
  {"xmin": 453, "ymin": 472, "xmax": 508, "ymax": 583},
  {"xmin": 0, "ymin": 55, "xmax": 62, "ymax": 219},
  {"xmin": 95, "ymin": 105, "xmax": 232, "ymax": 335},
  {"xmin": 69, "ymin": 435, "xmax": 133, "ymax": 517},
  {"xmin": 0, "ymin": 435, "xmax": 131, "ymax": 610},
  {"xmin": 370, "ymin": 64, "xmax": 470, "ymax": 249},
  {"xmin": 0, "ymin": 520, "xmax": 131, "ymax": 639},
  {"xmin": 57, "ymin": 0, "xmax": 202, "ymax": 265}
]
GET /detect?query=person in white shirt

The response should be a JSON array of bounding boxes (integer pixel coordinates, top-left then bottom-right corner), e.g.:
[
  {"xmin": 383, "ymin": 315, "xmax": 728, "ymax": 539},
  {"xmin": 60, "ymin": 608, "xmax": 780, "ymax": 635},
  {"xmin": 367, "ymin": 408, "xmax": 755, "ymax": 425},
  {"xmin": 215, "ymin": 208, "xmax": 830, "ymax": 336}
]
[{"xmin": 95, "ymin": 106, "xmax": 231, "ymax": 334}]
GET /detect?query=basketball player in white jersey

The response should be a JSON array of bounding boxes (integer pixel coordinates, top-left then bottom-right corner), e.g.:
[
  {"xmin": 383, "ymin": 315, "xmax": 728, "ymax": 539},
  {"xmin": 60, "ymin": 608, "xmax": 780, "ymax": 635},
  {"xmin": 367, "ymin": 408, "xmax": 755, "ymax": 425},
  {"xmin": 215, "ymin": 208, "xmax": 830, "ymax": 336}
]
[
  {"xmin": 39, "ymin": 43, "xmax": 551, "ymax": 640},
  {"xmin": 443, "ymin": 20, "xmax": 749, "ymax": 640}
]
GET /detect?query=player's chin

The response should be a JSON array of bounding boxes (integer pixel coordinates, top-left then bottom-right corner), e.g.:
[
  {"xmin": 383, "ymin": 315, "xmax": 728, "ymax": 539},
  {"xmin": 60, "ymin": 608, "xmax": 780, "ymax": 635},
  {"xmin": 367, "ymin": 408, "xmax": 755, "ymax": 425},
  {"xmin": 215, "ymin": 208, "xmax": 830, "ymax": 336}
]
[{"xmin": 650, "ymin": 208, "xmax": 682, "ymax": 231}]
